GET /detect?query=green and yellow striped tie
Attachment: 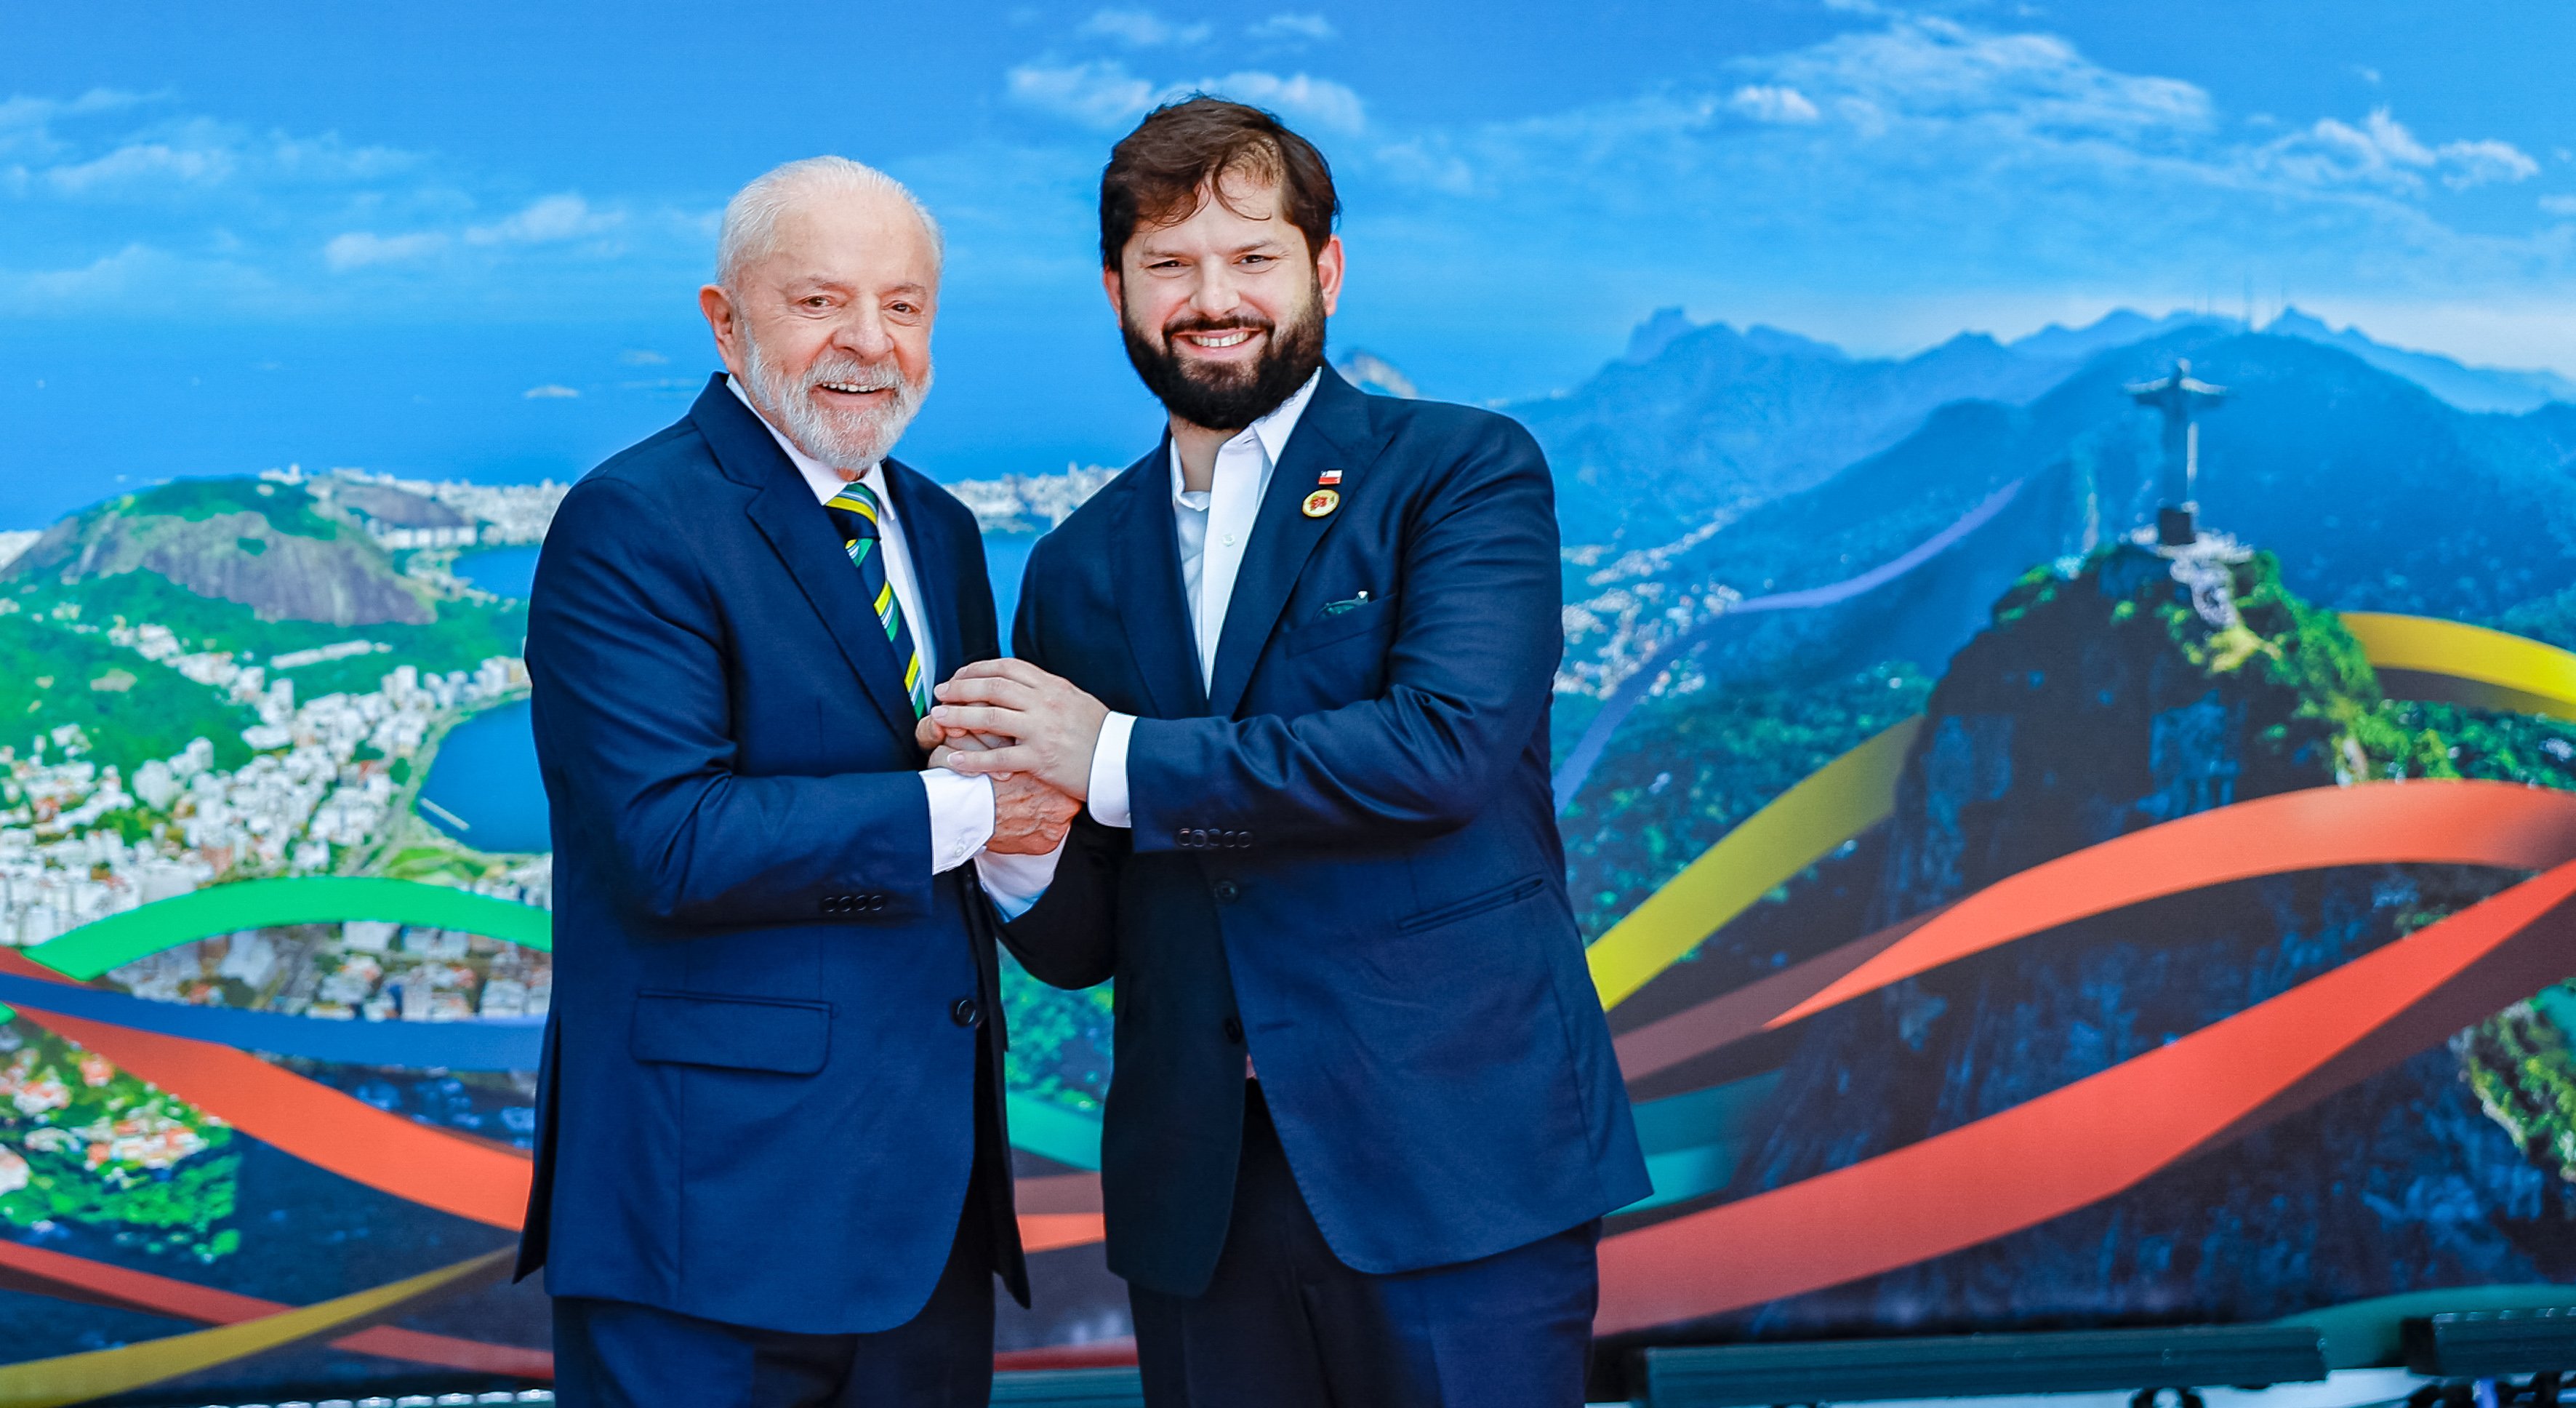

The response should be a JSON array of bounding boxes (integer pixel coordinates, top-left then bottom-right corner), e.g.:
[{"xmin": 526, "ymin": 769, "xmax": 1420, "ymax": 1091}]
[{"xmin": 822, "ymin": 481, "xmax": 931, "ymax": 716}]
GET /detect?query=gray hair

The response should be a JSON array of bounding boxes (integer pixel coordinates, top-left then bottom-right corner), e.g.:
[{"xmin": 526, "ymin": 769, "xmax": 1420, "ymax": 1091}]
[{"xmin": 715, "ymin": 156, "xmax": 944, "ymax": 292}]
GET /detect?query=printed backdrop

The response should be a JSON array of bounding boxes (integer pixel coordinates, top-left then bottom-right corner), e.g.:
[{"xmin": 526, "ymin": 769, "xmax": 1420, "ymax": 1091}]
[{"xmin": 4, "ymin": 2, "xmax": 2576, "ymax": 1401}]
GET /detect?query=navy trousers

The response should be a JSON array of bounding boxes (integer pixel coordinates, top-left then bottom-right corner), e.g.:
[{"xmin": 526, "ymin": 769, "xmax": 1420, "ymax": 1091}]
[
  {"xmin": 1128, "ymin": 1082, "xmax": 1602, "ymax": 1408},
  {"xmin": 552, "ymin": 1188, "xmax": 994, "ymax": 1408}
]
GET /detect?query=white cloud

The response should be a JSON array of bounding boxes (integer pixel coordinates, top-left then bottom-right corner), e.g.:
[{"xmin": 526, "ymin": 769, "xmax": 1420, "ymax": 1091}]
[
  {"xmin": 1248, "ymin": 13, "xmax": 1337, "ymax": 43},
  {"xmin": 465, "ymin": 193, "xmax": 621, "ymax": 245},
  {"xmin": 2262, "ymin": 107, "xmax": 2538, "ymax": 193},
  {"xmin": 25, "ymin": 111, "xmax": 412, "ymax": 199},
  {"xmin": 2437, "ymin": 138, "xmax": 2540, "ymax": 191},
  {"xmin": 2543, "ymin": 195, "xmax": 2576, "ymax": 217},
  {"xmin": 523, "ymin": 384, "xmax": 579, "ymax": 399},
  {"xmin": 1006, "ymin": 60, "xmax": 1363, "ymax": 134},
  {"xmin": 619, "ymin": 348, "xmax": 670, "ymax": 365},
  {"xmin": 1008, "ymin": 61, "xmax": 1159, "ymax": 128},
  {"xmin": 324, "ymin": 230, "xmax": 449, "ymax": 270},
  {"xmin": 1728, "ymin": 85, "xmax": 1821, "ymax": 124},
  {"xmin": 1081, "ymin": 8, "xmax": 1211, "ymax": 47},
  {"xmin": 1321, "ymin": 8, "xmax": 2575, "ymax": 369},
  {"xmin": 1200, "ymin": 71, "xmax": 1365, "ymax": 133},
  {"xmin": 47, "ymin": 137, "xmax": 238, "ymax": 193},
  {"xmin": 1757, "ymin": 17, "xmax": 2212, "ymax": 139}
]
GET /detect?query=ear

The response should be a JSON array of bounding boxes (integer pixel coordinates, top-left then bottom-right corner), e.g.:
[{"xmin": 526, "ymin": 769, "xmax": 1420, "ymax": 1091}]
[
  {"xmin": 700, "ymin": 284, "xmax": 748, "ymax": 380},
  {"xmin": 1101, "ymin": 263, "xmax": 1125, "ymax": 319},
  {"xmin": 1313, "ymin": 234, "xmax": 1344, "ymax": 318}
]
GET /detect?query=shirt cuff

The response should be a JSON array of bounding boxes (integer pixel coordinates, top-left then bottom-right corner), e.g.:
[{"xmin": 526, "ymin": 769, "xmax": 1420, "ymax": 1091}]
[
  {"xmin": 920, "ymin": 769, "xmax": 995, "ymax": 873},
  {"xmin": 976, "ymin": 844, "xmax": 1065, "ymax": 921},
  {"xmin": 1088, "ymin": 711, "xmax": 1137, "ymax": 828}
]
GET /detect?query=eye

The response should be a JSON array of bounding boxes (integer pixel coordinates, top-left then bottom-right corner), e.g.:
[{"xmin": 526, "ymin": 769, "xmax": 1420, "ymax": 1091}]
[{"xmin": 1239, "ymin": 254, "xmax": 1275, "ymax": 267}]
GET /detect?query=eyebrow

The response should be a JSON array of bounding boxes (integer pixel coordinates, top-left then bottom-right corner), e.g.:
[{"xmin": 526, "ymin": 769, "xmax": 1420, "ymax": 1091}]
[
  {"xmin": 779, "ymin": 276, "xmax": 937, "ymax": 297},
  {"xmin": 1137, "ymin": 236, "xmax": 1290, "ymax": 261}
]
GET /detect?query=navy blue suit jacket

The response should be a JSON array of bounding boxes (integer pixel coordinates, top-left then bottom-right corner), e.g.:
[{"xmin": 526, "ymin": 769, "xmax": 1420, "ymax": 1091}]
[
  {"xmin": 1002, "ymin": 368, "xmax": 1649, "ymax": 1297},
  {"xmin": 517, "ymin": 375, "xmax": 1026, "ymax": 1333}
]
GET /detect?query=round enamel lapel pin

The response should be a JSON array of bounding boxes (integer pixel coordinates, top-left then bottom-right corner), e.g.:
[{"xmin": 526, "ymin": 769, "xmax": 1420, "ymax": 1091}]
[{"xmin": 1302, "ymin": 488, "xmax": 1340, "ymax": 519}]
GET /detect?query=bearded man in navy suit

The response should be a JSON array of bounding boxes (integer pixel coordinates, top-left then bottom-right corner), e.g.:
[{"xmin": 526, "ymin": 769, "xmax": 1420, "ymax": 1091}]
[
  {"xmin": 926, "ymin": 99, "xmax": 1649, "ymax": 1407},
  {"xmin": 521, "ymin": 157, "xmax": 1076, "ymax": 1407}
]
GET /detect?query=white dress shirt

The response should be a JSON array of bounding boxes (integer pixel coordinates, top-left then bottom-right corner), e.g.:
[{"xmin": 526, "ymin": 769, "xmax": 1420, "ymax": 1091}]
[
  {"xmin": 1087, "ymin": 369, "xmax": 1322, "ymax": 829},
  {"xmin": 972, "ymin": 370, "xmax": 1325, "ymax": 926},
  {"xmin": 726, "ymin": 375, "xmax": 995, "ymax": 876}
]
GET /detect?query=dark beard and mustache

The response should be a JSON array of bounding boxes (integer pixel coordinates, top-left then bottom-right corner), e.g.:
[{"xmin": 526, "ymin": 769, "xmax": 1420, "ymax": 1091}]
[{"xmin": 1120, "ymin": 289, "xmax": 1326, "ymax": 432}]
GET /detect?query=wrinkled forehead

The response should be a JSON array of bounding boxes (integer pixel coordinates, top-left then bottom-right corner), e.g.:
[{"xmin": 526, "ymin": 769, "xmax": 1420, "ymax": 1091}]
[{"xmin": 758, "ymin": 192, "xmax": 942, "ymax": 287}]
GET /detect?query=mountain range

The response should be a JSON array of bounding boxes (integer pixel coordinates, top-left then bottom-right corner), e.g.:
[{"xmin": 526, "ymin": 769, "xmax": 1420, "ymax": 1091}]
[
  {"xmin": 1521, "ymin": 306, "xmax": 2575, "ymax": 558},
  {"xmin": 1529, "ymin": 306, "xmax": 2576, "ymax": 740}
]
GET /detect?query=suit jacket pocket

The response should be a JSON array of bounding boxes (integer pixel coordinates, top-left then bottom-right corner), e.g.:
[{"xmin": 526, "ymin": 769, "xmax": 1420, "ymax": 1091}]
[
  {"xmin": 1397, "ymin": 876, "xmax": 1548, "ymax": 936},
  {"xmin": 630, "ymin": 990, "xmax": 832, "ymax": 1074},
  {"xmin": 1286, "ymin": 595, "xmax": 1397, "ymax": 656}
]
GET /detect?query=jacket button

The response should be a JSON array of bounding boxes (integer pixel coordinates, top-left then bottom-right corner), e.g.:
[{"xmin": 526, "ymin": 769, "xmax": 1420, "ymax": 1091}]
[
  {"xmin": 1181, "ymin": 828, "xmax": 1203, "ymax": 848},
  {"xmin": 865, "ymin": 893, "xmax": 886, "ymax": 913},
  {"xmin": 1211, "ymin": 879, "xmax": 1240, "ymax": 904},
  {"xmin": 951, "ymin": 997, "xmax": 982, "ymax": 1028},
  {"xmin": 1222, "ymin": 1015, "xmax": 1244, "ymax": 1044}
]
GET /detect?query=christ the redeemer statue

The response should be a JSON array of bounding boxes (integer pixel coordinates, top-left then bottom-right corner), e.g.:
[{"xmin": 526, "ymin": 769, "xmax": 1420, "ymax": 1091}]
[{"xmin": 2126, "ymin": 359, "xmax": 2228, "ymax": 546}]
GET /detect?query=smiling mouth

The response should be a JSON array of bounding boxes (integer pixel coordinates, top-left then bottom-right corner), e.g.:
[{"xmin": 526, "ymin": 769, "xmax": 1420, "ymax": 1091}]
[
  {"xmin": 817, "ymin": 380, "xmax": 893, "ymax": 397},
  {"xmin": 1176, "ymin": 329, "xmax": 1259, "ymax": 350}
]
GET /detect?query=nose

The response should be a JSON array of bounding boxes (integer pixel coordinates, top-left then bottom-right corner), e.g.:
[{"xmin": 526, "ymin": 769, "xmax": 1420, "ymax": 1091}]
[
  {"xmin": 1187, "ymin": 262, "xmax": 1243, "ymax": 324},
  {"xmin": 832, "ymin": 305, "xmax": 896, "ymax": 362}
]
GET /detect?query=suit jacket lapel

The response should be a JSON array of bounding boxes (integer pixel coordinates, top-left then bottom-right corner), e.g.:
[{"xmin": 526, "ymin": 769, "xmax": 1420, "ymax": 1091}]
[
  {"xmin": 1205, "ymin": 369, "xmax": 1373, "ymax": 718},
  {"xmin": 1112, "ymin": 443, "xmax": 1209, "ymax": 719},
  {"xmin": 693, "ymin": 377, "xmax": 921, "ymax": 740},
  {"xmin": 883, "ymin": 457, "xmax": 971, "ymax": 675}
]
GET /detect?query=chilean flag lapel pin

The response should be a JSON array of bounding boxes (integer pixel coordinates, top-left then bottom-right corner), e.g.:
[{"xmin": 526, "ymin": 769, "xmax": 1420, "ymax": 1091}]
[{"xmin": 1304, "ymin": 468, "xmax": 1343, "ymax": 518}]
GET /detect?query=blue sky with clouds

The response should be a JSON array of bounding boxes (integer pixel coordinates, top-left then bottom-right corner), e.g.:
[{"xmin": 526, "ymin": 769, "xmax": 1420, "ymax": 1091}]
[{"xmin": 2, "ymin": 0, "xmax": 2572, "ymax": 525}]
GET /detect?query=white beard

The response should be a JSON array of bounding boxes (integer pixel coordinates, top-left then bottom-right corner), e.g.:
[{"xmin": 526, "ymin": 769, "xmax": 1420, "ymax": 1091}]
[{"xmin": 740, "ymin": 331, "xmax": 929, "ymax": 471}]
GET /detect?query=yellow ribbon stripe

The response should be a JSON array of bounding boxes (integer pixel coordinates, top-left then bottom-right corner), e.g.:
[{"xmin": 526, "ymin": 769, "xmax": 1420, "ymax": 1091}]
[
  {"xmin": 0, "ymin": 1250, "xmax": 511, "ymax": 1407},
  {"xmin": 1586, "ymin": 614, "xmax": 2576, "ymax": 1014},
  {"xmin": 1586, "ymin": 718, "xmax": 1922, "ymax": 1009},
  {"xmin": 2343, "ymin": 612, "xmax": 2576, "ymax": 723}
]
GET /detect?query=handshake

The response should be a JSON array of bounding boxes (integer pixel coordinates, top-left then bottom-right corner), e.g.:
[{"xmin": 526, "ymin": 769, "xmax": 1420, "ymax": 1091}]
[{"xmin": 918, "ymin": 657, "xmax": 1112, "ymax": 856}]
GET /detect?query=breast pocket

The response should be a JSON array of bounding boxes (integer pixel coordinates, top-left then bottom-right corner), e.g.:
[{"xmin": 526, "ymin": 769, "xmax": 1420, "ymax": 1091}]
[{"xmin": 1285, "ymin": 593, "xmax": 1397, "ymax": 657}]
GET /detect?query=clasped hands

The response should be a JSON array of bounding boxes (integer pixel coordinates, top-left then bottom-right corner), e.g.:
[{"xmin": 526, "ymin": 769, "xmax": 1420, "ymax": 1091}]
[{"xmin": 918, "ymin": 659, "xmax": 1110, "ymax": 855}]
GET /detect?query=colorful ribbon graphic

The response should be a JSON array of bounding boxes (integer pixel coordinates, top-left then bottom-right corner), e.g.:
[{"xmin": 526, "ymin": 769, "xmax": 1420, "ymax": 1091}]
[
  {"xmin": 0, "ymin": 1249, "xmax": 516, "ymax": 1407},
  {"xmin": 4, "ymin": 610, "xmax": 2573, "ymax": 1396}
]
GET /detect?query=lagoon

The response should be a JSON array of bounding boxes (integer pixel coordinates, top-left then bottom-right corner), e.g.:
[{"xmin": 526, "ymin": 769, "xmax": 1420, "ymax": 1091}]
[
  {"xmin": 416, "ymin": 699, "xmax": 549, "ymax": 853},
  {"xmin": 452, "ymin": 543, "xmax": 541, "ymax": 599}
]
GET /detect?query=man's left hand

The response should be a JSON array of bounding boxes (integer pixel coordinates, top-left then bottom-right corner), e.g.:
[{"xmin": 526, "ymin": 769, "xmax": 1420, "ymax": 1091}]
[{"xmin": 930, "ymin": 659, "xmax": 1108, "ymax": 799}]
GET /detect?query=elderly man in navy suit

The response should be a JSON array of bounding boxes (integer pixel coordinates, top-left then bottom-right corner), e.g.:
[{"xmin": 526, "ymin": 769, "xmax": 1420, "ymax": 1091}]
[
  {"xmin": 520, "ymin": 157, "xmax": 1075, "ymax": 1407},
  {"xmin": 926, "ymin": 99, "xmax": 1650, "ymax": 1407}
]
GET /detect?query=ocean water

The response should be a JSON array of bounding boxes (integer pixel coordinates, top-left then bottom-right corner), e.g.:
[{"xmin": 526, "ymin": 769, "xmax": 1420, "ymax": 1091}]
[
  {"xmin": 418, "ymin": 535, "xmax": 1035, "ymax": 849},
  {"xmin": 414, "ymin": 698, "xmax": 547, "ymax": 853},
  {"xmin": 451, "ymin": 543, "xmax": 541, "ymax": 599}
]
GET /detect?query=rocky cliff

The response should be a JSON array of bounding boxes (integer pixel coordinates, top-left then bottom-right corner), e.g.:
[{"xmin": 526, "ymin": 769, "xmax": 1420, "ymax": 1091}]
[
  {"xmin": 4, "ymin": 479, "xmax": 433, "ymax": 627},
  {"xmin": 1664, "ymin": 540, "xmax": 2576, "ymax": 1338}
]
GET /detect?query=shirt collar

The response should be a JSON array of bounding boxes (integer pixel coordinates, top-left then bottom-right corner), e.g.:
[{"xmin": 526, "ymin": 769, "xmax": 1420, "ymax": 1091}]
[
  {"xmin": 1168, "ymin": 367, "xmax": 1324, "ymax": 506},
  {"xmin": 726, "ymin": 373, "xmax": 886, "ymax": 508}
]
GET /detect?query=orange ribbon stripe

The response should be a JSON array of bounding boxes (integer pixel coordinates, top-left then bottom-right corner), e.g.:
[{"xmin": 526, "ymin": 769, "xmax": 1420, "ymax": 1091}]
[
  {"xmin": 0, "ymin": 1238, "xmax": 550, "ymax": 1377},
  {"xmin": 1616, "ymin": 780, "xmax": 2576, "ymax": 1085},
  {"xmin": 1594, "ymin": 854, "xmax": 2576, "ymax": 1334}
]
